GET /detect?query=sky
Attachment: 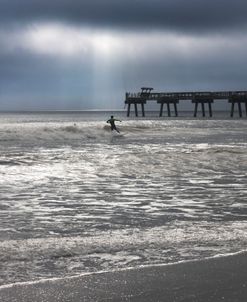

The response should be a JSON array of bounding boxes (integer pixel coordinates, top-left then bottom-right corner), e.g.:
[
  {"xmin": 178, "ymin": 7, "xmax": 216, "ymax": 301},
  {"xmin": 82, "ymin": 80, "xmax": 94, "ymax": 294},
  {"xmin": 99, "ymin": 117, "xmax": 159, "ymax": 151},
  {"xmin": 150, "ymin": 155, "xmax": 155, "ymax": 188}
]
[{"xmin": 1, "ymin": 0, "xmax": 247, "ymax": 110}]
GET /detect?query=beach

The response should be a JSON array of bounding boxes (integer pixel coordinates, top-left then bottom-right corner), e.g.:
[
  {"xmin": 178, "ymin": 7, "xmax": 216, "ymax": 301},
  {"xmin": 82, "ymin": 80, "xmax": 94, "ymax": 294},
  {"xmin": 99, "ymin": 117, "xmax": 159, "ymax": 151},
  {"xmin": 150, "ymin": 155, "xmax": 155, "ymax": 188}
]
[{"xmin": 1, "ymin": 252, "xmax": 246, "ymax": 302}]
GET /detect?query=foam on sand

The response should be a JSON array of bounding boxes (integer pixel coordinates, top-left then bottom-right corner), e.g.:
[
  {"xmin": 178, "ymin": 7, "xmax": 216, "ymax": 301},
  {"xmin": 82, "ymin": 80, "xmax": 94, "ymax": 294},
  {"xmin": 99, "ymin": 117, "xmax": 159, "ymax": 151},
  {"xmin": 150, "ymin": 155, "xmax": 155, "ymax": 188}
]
[{"xmin": 1, "ymin": 252, "xmax": 246, "ymax": 302}]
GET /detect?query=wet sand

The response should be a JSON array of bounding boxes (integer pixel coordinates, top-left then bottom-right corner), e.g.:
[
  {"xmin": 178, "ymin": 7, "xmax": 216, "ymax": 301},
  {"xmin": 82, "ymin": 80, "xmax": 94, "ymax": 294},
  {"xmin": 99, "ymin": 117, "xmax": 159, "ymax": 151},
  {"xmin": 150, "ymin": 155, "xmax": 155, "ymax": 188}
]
[{"xmin": 1, "ymin": 252, "xmax": 246, "ymax": 302}]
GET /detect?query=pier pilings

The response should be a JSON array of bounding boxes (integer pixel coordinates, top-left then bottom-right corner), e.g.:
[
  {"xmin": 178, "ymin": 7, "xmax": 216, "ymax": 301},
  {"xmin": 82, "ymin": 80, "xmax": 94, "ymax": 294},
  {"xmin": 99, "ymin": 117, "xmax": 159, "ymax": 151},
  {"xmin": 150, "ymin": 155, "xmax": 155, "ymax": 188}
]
[
  {"xmin": 192, "ymin": 94, "xmax": 214, "ymax": 117},
  {"xmin": 229, "ymin": 95, "xmax": 247, "ymax": 117},
  {"xmin": 126, "ymin": 98, "xmax": 146, "ymax": 117},
  {"xmin": 157, "ymin": 97, "xmax": 179, "ymax": 117}
]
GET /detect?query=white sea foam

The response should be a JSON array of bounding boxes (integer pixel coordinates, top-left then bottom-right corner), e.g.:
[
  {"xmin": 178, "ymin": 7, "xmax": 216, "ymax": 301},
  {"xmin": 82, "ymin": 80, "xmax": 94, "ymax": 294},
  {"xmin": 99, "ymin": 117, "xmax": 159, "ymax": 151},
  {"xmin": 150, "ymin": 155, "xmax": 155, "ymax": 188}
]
[
  {"xmin": 0, "ymin": 222, "xmax": 246, "ymax": 285},
  {"xmin": 1, "ymin": 249, "xmax": 246, "ymax": 291}
]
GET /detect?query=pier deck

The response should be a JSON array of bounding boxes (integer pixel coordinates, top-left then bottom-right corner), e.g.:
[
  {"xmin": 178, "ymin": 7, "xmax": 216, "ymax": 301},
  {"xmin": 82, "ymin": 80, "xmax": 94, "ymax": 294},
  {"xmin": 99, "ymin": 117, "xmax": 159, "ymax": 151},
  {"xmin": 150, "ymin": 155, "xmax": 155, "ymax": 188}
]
[{"xmin": 125, "ymin": 88, "xmax": 247, "ymax": 117}]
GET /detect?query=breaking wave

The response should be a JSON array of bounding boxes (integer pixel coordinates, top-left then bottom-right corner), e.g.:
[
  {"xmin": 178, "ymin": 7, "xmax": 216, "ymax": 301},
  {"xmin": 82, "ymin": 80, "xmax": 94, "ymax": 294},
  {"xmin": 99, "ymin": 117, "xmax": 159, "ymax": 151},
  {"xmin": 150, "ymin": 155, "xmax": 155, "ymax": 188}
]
[
  {"xmin": 0, "ymin": 222, "xmax": 246, "ymax": 285},
  {"xmin": 1, "ymin": 119, "xmax": 247, "ymax": 148}
]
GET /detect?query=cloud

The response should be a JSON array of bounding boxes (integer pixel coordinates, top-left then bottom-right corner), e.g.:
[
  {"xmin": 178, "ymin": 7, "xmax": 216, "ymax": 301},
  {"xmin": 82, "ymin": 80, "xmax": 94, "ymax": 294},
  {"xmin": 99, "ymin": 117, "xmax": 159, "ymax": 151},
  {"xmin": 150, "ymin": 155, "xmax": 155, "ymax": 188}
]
[
  {"xmin": 1, "ymin": 0, "xmax": 247, "ymax": 33},
  {"xmin": 1, "ymin": 23, "xmax": 247, "ymax": 110},
  {"xmin": 1, "ymin": 1, "xmax": 247, "ymax": 110},
  {"xmin": 0, "ymin": 24, "xmax": 126, "ymax": 61},
  {"xmin": 2, "ymin": 23, "xmax": 247, "ymax": 60}
]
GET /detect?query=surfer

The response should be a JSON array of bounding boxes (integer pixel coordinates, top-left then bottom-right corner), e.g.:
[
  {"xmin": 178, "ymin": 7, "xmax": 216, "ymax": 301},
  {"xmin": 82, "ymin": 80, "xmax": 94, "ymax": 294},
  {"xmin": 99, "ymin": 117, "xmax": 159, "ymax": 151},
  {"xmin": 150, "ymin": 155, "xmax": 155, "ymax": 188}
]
[{"xmin": 107, "ymin": 115, "xmax": 121, "ymax": 133}]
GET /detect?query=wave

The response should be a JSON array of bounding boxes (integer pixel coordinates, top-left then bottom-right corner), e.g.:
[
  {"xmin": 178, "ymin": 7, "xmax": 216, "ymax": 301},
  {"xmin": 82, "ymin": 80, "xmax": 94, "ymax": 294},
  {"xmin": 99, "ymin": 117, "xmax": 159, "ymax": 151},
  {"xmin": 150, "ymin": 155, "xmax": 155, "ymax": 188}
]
[
  {"xmin": 0, "ymin": 119, "xmax": 247, "ymax": 148},
  {"xmin": 0, "ymin": 122, "xmax": 114, "ymax": 148},
  {"xmin": 0, "ymin": 221, "xmax": 246, "ymax": 285},
  {"xmin": 1, "ymin": 249, "xmax": 246, "ymax": 291},
  {"xmin": 179, "ymin": 144, "xmax": 247, "ymax": 155},
  {"xmin": 0, "ymin": 160, "xmax": 22, "ymax": 166}
]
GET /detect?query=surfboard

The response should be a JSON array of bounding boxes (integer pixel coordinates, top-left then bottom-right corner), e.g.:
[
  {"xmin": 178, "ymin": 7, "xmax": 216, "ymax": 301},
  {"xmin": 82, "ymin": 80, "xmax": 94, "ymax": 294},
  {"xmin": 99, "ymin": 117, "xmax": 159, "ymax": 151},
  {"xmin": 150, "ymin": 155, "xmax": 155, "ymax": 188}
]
[{"xmin": 111, "ymin": 131, "xmax": 125, "ymax": 137}]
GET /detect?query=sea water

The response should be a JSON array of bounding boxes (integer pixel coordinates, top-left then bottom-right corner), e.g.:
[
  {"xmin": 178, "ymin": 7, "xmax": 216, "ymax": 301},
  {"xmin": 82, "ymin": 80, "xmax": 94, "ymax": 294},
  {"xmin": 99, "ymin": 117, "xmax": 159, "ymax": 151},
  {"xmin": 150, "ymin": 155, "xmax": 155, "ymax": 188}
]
[{"xmin": 0, "ymin": 111, "xmax": 246, "ymax": 286}]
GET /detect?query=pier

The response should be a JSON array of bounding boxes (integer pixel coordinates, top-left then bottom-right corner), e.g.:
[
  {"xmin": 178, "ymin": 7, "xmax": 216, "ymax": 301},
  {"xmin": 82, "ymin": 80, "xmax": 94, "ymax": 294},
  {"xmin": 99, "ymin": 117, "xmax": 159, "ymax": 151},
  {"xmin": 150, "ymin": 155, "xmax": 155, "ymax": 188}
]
[{"xmin": 125, "ymin": 88, "xmax": 247, "ymax": 117}]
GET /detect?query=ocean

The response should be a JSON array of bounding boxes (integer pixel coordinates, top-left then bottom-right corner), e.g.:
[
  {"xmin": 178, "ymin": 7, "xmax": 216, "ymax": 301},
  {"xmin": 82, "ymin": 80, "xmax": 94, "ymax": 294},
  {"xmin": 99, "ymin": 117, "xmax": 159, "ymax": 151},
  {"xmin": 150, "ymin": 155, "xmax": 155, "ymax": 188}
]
[{"xmin": 0, "ymin": 111, "xmax": 246, "ymax": 286}]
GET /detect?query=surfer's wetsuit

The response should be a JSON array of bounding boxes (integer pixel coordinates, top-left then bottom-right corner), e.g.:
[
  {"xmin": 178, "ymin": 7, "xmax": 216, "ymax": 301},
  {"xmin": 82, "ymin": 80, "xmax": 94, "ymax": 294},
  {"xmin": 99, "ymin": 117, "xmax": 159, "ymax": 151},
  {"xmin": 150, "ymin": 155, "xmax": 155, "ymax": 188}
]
[{"xmin": 107, "ymin": 116, "xmax": 121, "ymax": 133}]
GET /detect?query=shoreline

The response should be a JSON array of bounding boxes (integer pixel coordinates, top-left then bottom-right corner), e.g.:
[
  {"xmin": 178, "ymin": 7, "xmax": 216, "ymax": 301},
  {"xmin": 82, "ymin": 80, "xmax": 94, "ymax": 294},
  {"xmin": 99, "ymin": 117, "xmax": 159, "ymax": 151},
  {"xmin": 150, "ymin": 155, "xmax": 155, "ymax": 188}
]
[
  {"xmin": 1, "ymin": 251, "xmax": 246, "ymax": 301},
  {"xmin": 0, "ymin": 250, "xmax": 245, "ymax": 290}
]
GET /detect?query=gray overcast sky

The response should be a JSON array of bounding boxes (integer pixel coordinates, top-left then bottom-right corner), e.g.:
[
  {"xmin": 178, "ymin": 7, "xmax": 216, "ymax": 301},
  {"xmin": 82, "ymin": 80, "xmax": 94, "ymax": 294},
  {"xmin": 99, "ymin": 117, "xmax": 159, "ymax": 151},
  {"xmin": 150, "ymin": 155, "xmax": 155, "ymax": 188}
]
[{"xmin": 1, "ymin": 0, "xmax": 247, "ymax": 110}]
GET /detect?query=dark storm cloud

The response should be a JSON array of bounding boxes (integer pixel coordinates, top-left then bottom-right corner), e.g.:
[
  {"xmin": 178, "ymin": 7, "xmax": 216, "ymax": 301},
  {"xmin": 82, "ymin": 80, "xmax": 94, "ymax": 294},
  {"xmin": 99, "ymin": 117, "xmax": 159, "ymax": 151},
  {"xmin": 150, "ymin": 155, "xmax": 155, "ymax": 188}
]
[
  {"xmin": 1, "ymin": 0, "xmax": 247, "ymax": 110},
  {"xmin": 1, "ymin": 0, "xmax": 247, "ymax": 33}
]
